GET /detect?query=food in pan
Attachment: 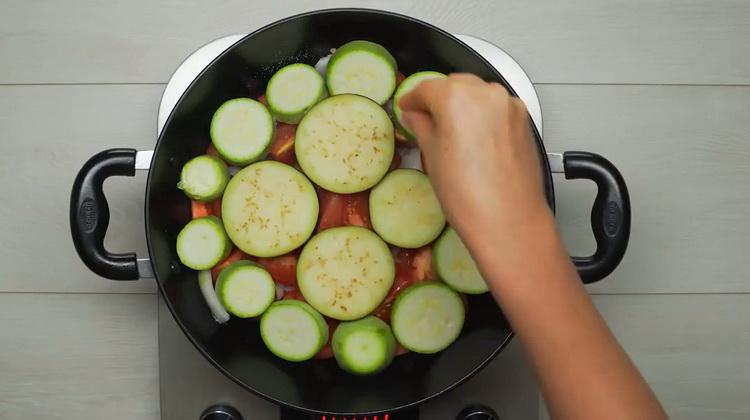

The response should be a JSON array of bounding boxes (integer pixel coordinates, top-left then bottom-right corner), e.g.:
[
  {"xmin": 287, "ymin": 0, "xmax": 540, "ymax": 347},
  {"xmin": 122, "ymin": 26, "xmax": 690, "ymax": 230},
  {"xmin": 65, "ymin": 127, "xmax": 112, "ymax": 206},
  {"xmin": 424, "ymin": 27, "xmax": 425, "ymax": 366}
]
[{"xmin": 175, "ymin": 40, "xmax": 488, "ymax": 374}]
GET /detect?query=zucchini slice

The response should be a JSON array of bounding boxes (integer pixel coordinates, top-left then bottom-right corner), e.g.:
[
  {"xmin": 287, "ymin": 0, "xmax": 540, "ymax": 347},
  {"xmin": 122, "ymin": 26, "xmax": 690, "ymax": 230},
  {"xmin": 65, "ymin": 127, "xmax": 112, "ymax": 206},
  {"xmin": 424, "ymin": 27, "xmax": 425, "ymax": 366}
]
[
  {"xmin": 295, "ymin": 94, "xmax": 394, "ymax": 193},
  {"xmin": 177, "ymin": 154, "xmax": 229, "ymax": 201},
  {"xmin": 434, "ymin": 227, "xmax": 489, "ymax": 294},
  {"xmin": 260, "ymin": 300, "xmax": 328, "ymax": 362},
  {"xmin": 391, "ymin": 282, "xmax": 465, "ymax": 354},
  {"xmin": 332, "ymin": 316, "xmax": 396, "ymax": 375},
  {"xmin": 221, "ymin": 161, "xmax": 318, "ymax": 257},
  {"xmin": 369, "ymin": 169, "xmax": 446, "ymax": 248},
  {"xmin": 393, "ymin": 71, "xmax": 447, "ymax": 140},
  {"xmin": 266, "ymin": 63, "xmax": 327, "ymax": 124},
  {"xmin": 297, "ymin": 226, "xmax": 395, "ymax": 320},
  {"xmin": 326, "ymin": 40, "xmax": 397, "ymax": 105},
  {"xmin": 176, "ymin": 216, "xmax": 231, "ymax": 270},
  {"xmin": 215, "ymin": 261, "xmax": 276, "ymax": 318},
  {"xmin": 210, "ymin": 98, "xmax": 274, "ymax": 165}
]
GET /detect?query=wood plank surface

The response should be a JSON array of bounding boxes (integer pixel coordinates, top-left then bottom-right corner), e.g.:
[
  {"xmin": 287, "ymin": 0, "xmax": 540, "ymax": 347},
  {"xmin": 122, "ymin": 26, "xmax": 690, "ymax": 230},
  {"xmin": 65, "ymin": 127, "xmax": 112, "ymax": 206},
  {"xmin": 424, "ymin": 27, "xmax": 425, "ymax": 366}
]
[
  {"xmin": 0, "ymin": 85, "xmax": 161, "ymax": 293},
  {"xmin": 0, "ymin": 293, "xmax": 159, "ymax": 420},
  {"xmin": 540, "ymin": 294, "xmax": 750, "ymax": 420},
  {"xmin": 1, "ymin": 0, "xmax": 748, "ymax": 85},
  {"xmin": 538, "ymin": 84, "xmax": 750, "ymax": 294}
]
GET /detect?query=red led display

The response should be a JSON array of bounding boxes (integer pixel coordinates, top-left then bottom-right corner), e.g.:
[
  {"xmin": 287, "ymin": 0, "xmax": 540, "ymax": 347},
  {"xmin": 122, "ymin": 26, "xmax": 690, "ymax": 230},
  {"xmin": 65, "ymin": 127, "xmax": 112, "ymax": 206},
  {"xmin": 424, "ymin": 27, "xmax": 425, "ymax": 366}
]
[{"xmin": 320, "ymin": 416, "xmax": 390, "ymax": 420}]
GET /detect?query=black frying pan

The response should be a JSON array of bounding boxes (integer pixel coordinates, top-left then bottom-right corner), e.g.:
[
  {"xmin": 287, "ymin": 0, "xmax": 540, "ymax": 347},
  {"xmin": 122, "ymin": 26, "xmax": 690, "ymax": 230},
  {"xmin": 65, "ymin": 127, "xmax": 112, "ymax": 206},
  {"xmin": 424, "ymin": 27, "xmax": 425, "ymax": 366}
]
[{"xmin": 69, "ymin": 8, "xmax": 630, "ymax": 417}]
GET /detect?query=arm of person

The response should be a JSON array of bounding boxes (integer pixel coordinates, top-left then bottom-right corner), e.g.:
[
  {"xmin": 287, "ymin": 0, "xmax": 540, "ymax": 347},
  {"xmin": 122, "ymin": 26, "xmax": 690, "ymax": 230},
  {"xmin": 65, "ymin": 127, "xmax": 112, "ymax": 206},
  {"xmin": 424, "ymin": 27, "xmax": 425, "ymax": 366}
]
[{"xmin": 399, "ymin": 74, "xmax": 667, "ymax": 420}]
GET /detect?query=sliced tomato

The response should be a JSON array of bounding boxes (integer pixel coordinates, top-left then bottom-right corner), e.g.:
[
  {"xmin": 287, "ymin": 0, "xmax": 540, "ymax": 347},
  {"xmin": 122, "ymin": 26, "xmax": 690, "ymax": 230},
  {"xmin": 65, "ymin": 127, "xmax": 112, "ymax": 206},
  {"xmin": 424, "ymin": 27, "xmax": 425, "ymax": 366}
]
[
  {"xmin": 317, "ymin": 189, "xmax": 346, "ymax": 231},
  {"xmin": 191, "ymin": 199, "xmax": 222, "ymax": 219},
  {"xmin": 191, "ymin": 200, "xmax": 212, "ymax": 218},
  {"xmin": 396, "ymin": 71, "xmax": 406, "ymax": 87},
  {"xmin": 206, "ymin": 143, "xmax": 220, "ymax": 157},
  {"xmin": 257, "ymin": 94, "xmax": 267, "ymax": 105},
  {"xmin": 210, "ymin": 198, "xmax": 222, "ymax": 219},
  {"xmin": 283, "ymin": 287, "xmax": 305, "ymax": 301},
  {"xmin": 255, "ymin": 253, "xmax": 298, "ymax": 287},
  {"xmin": 210, "ymin": 248, "xmax": 249, "ymax": 282},
  {"xmin": 317, "ymin": 189, "xmax": 371, "ymax": 231},
  {"xmin": 373, "ymin": 247, "xmax": 434, "ymax": 321},
  {"xmin": 314, "ymin": 319, "xmax": 339, "ymax": 360},
  {"xmin": 343, "ymin": 191, "xmax": 371, "ymax": 229},
  {"xmin": 268, "ymin": 123, "xmax": 297, "ymax": 166},
  {"xmin": 395, "ymin": 343, "xmax": 410, "ymax": 356}
]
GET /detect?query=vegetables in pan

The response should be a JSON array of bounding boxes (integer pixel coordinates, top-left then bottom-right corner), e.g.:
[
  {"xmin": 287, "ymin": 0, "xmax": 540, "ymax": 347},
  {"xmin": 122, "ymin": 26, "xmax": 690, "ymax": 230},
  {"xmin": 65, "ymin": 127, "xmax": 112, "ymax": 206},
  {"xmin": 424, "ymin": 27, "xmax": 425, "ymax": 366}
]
[
  {"xmin": 176, "ymin": 216, "xmax": 230, "ymax": 270},
  {"xmin": 297, "ymin": 226, "xmax": 395, "ymax": 320},
  {"xmin": 326, "ymin": 40, "xmax": 397, "ymax": 105},
  {"xmin": 391, "ymin": 282, "xmax": 465, "ymax": 354},
  {"xmin": 210, "ymin": 98, "xmax": 274, "ymax": 165},
  {"xmin": 176, "ymin": 39, "xmax": 479, "ymax": 374},
  {"xmin": 333, "ymin": 316, "xmax": 396, "ymax": 375},
  {"xmin": 369, "ymin": 169, "xmax": 446, "ymax": 248},
  {"xmin": 433, "ymin": 227, "xmax": 489, "ymax": 294},
  {"xmin": 266, "ymin": 63, "xmax": 327, "ymax": 124},
  {"xmin": 295, "ymin": 94, "xmax": 394, "ymax": 194},
  {"xmin": 260, "ymin": 300, "xmax": 329, "ymax": 362},
  {"xmin": 221, "ymin": 161, "xmax": 319, "ymax": 257},
  {"xmin": 178, "ymin": 155, "xmax": 229, "ymax": 201},
  {"xmin": 393, "ymin": 71, "xmax": 446, "ymax": 140},
  {"xmin": 216, "ymin": 261, "xmax": 276, "ymax": 318}
]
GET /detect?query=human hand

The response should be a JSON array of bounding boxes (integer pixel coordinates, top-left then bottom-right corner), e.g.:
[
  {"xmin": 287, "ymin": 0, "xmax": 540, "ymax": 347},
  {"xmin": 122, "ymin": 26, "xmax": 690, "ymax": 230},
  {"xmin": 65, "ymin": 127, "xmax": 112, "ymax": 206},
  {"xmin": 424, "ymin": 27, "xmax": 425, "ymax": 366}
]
[{"xmin": 398, "ymin": 74, "xmax": 554, "ymax": 262}]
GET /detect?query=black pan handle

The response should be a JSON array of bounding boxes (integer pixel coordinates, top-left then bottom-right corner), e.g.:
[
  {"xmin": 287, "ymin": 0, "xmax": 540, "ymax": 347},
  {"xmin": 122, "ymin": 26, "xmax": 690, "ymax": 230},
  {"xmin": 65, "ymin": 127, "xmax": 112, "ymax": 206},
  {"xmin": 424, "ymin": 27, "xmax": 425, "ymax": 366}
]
[
  {"xmin": 562, "ymin": 151, "xmax": 631, "ymax": 283},
  {"xmin": 70, "ymin": 148, "xmax": 140, "ymax": 280}
]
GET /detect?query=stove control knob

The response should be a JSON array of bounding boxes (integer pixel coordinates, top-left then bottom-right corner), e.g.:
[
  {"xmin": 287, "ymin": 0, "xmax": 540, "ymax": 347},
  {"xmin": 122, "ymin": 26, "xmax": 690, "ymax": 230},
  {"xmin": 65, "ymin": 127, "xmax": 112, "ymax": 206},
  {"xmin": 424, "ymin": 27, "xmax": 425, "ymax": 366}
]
[
  {"xmin": 200, "ymin": 404, "xmax": 243, "ymax": 420},
  {"xmin": 457, "ymin": 404, "xmax": 500, "ymax": 420}
]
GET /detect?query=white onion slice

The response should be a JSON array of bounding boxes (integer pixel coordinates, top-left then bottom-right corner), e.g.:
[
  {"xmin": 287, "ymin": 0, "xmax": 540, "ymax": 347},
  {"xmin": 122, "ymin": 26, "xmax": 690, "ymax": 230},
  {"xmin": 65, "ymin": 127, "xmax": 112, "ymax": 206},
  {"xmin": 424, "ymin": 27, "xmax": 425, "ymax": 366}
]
[
  {"xmin": 275, "ymin": 284, "xmax": 286, "ymax": 300},
  {"xmin": 198, "ymin": 270, "xmax": 230, "ymax": 324},
  {"xmin": 398, "ymin": 146, "xmax": 424, "ymax": 171},
  {"xmin": 314, "ymin": 53, "xmax": 333, "ymax": 76}
]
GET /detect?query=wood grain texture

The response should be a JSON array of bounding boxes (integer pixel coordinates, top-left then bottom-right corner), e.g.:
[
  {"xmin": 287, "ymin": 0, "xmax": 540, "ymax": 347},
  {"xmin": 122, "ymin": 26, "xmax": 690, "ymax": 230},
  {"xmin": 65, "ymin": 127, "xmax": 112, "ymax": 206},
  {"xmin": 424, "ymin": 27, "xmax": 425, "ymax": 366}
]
[
  {"xmin": 1, "ymin": 0, "xmax": 748, "ymax": 85},
  {"xmin": 539, "ymin": 294, "xmax": 750, "ymax": 420},
  {"xmin": 0, "ymin": 85, "xmax": 162, "ymax": 293},
  {"xmin": 0, "ymin": 293, "xmax": 159, "ymax": 420},
  {"xmin": 538, "ymin": 85, "xmax": 750, "ymax": 293}
]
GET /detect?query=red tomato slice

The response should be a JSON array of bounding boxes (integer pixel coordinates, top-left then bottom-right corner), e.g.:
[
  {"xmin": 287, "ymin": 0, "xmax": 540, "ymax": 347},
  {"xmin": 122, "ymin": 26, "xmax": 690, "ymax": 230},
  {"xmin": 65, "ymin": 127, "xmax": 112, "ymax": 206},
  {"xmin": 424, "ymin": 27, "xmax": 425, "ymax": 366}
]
[
  {"xmin": 255, "ymin": 253, "xmax": 298, "ymax": 287},
  {"xmin": 314, "ymin": 319, "xmax": 339, "ymax": 360},
  {"xmin": 317, "ymin": 189, "xmax": 371, "ymax": 231},
  {"xmin": 268, "ymin": 123, "xmax": 297, "ymax": 166},
  {"xmin": 396, "ymin": 71, "xmax": 406, "ymax": 87},
  {"xmin": 395, "ymin": 343, "xmax": 410, "ymax": 356},
  {"xmin": 191, "ymin": 200, "xmax": 211, "ymax": 218},
  {"xmin": 257, "ymin": 94, "xmax": 268, "ymax": 105},
  {"xmin": 373, "ymin": 247, "xmax": 434, "ymax": 321},
  {"xmin": 191, "ymin": 199, "xmax": 222, "ymax": 219},
  {"xmin": 283, "ymin": 287, "xmax": 305, "ymax": 301},
  {"xmin": 343, "ymin": 191, "xmax": 371, "ymax": 229},
  {"xmin": 316, "ymin": 190, "xmax": 347, "ymax": 231},
  {"xmin": 210, "ymin": 198, "xmax": 222, "ymax": 219},
  {"xmin": 206, "ymin": 143, "xmax": 220, "ymax": 157},
  {"xmin": 210, "ymin": 248, "xmax": 249, "ymax": 282}
]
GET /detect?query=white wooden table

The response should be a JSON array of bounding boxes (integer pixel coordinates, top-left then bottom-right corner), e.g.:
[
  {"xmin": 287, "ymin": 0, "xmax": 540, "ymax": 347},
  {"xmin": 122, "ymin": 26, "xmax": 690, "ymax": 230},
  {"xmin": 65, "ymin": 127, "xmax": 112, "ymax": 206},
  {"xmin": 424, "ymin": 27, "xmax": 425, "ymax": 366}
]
[{"xmin": 1, "ymin": 1, "xmax": 748, "ymax": 419}]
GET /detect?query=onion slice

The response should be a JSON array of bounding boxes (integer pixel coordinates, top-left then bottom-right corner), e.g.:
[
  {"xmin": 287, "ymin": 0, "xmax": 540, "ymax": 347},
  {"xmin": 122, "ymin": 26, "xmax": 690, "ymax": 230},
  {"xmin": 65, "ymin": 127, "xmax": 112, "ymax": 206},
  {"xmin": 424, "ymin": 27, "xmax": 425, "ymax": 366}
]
[
  {"xmin": 398, "ymin": 146, "xmax": 423, "ymax": 171},
  {"xmin": 198, "ymin": 270, "xmax": 230, "ymax": 323}
]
